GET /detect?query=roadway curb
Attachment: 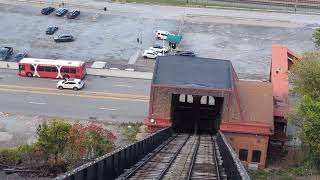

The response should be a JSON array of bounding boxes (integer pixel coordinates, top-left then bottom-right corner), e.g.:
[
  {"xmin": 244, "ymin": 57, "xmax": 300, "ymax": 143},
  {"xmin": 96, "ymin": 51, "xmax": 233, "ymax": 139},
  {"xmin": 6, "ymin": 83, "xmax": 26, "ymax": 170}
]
[{"xmin": 0, "ymin": 61, "xmax": 153, "ymax": 80}]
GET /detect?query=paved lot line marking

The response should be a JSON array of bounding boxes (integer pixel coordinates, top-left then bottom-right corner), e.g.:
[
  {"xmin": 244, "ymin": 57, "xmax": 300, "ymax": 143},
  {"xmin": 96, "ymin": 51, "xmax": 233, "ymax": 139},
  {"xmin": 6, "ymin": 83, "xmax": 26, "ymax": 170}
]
[
  {"xmin": 115, "ymin": 84, "xmax": 133, "ymax": 88},
  {"xmin": 28, "ymin": 101, "xmax": 47, "ymax": 105},
  {"xmin": 0, "ymin": 87, "xmax": 149, "ymax": 102},
  {"xmin": 99, "ymin": 107, "xmax": 117, "ymax": 111}
]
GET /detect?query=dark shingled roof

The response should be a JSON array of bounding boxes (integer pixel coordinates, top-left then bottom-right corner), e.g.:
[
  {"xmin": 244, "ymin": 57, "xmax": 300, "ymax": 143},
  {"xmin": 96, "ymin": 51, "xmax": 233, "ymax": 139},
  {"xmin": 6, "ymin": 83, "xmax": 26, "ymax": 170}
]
[{"xmin": 153, "ymin": 56, "xmax": 234, "ymax": 90}]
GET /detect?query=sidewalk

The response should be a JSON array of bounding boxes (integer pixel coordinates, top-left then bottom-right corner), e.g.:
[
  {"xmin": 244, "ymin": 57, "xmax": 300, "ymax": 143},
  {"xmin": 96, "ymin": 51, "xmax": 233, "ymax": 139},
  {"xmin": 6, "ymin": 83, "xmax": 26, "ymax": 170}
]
[{"xmin": 0, "ymin": 61, "xmax": 153, "ymax": 80}]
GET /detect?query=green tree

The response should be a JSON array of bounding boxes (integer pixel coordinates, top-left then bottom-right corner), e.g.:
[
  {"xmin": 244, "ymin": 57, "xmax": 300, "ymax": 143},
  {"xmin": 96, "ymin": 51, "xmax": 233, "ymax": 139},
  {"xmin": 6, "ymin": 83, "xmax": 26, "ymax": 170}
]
[
  {"xmin": 36, "ymin": 118, "xmax": 72, "ymax": 161},
  {"xmin": 290, "ymin": 52, "xmax": 320, "ymax": 172},
  {"xmin": 291, "ymin": 52, "xmax": 320, "ymax": 99},
  {"xmin": 313, "ymin": 28, "xmax": 320, "ymax": 48}
]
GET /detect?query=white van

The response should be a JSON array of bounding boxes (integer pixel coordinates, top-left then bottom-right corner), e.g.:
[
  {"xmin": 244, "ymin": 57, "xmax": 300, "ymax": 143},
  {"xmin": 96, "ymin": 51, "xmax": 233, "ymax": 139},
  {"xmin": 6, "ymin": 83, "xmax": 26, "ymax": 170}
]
[{"xmin": 154, "ymin": 30, "xmax": 171, "ymax": 40}]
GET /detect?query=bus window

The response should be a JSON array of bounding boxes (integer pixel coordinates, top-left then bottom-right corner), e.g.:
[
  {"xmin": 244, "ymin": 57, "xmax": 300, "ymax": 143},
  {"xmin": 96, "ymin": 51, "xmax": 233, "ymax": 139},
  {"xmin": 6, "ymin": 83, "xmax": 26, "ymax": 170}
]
[
  {"xmin": 62, "ymin": 68, "xmax": 70, "ymax": 73},
  {"xmin": 70, "ymin": 68, "xmax": 76, "ymax": 73},
  {"xmin": 44, "ymin": 66, "xmax": 52, "ymax": 72},
  {"xmin": 38, "ymin": 66, "xmax": 44, "ymax": 71},
  {"xmin": 30, "ymin": 66, "xmax": 35, "ymax": 71},
  {"xmin": 52, "ymin": 67, "xmax": 57, "ymax": 72}
]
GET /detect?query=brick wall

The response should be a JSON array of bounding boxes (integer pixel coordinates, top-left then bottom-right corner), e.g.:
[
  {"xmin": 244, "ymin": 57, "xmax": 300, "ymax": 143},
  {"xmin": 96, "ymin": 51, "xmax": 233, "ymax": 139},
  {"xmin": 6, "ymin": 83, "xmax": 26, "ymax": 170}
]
[{"xmin": 224, "ymin": 132, "xmax": 269, "ymax": 168}]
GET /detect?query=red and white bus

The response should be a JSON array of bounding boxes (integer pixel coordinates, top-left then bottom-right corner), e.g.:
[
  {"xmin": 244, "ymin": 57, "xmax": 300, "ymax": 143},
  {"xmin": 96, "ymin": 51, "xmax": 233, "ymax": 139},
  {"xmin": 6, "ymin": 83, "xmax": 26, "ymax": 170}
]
[{"xmin": 18, "ymin": 58, "xmax": 86, "ymax": 79}]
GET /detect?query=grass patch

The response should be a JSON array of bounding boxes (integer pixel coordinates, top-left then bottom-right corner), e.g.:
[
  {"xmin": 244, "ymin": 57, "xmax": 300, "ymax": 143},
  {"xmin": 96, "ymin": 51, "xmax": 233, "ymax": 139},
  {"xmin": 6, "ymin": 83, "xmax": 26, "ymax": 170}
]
[{"xmin": 118, "ymin": 122, "xmax": 143, "ymax": 142}]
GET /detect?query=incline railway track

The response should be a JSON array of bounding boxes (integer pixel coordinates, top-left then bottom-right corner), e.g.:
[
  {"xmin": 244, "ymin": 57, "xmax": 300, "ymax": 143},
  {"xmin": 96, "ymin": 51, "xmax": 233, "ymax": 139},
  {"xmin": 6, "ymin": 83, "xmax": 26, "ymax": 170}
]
[{"xmin": 117, "ymin": 134, "xmax": 226, "ymax": 180}]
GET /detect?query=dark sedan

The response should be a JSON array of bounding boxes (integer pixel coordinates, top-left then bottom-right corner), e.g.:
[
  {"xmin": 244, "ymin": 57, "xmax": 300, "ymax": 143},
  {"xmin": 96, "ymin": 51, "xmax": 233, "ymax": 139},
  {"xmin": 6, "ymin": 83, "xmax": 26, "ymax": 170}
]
[
  {"xmin": 46, "ymin": 26, "xmax": 58, "ymax": 35},
  {"xmin": 0, "ymin": 47, "xmax": 13, "ymax": 60},
  {"xmin": 67, "ymin": 10, "xmax": 80, "ymax": 19},
  {"xmin": 175, "ymin": 50, "xmax": 196, "ymax": 57},
  {"xmin": 54, "ymin": 34, "xmax": 74, "ymax": 42},
  {"xmin": 14, "ymin": 52, "xmax": 28, "ymax": 61},
  {"xmin": 41, "ymin": 7, "xmax": 55, "ymax": 15},
  {"xmin": 56, "ymin": 8, "xmax": 68, "ymax": 17}
]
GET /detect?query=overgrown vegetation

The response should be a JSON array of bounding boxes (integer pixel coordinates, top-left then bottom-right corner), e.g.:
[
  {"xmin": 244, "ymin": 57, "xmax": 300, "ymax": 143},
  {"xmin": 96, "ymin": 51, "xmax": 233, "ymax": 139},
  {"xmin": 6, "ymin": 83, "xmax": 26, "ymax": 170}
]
[
  {"xmin": 118, "ymin": 122, "xmax": 143, "ymax": 142},
  {"xmin": 287, "ymin": 51, "xmax": 320, "ymax": 175},
  {"xmin": 0, "ymin": 118, "xmax": 116, "ymax": 176},
  {"xmin": 313, "ymin": 28, "xmax": 320, "ymax": 48}
]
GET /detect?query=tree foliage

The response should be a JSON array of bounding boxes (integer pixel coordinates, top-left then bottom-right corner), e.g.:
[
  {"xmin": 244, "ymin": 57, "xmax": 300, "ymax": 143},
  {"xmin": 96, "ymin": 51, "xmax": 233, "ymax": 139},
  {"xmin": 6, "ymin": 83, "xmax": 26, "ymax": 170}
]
[
  {"xmin": 313, "ymin": 28, "xmax": 320, "ymax": 48},
  {"xmin": 36, "ymin": 117, "xmax": 72, "ymax": 161},
  {"xmin": 290, "ymin": 52, "xmax": 320, "ymax": 169},
  {"xmin": 290, "ymin": 52, "xmax": 320, "ymax": 99}
]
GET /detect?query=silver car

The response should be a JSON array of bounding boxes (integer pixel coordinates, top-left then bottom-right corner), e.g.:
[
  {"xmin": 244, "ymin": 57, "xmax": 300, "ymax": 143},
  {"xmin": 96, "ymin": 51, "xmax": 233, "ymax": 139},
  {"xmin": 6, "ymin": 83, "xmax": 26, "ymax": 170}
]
[{"xmin": 56, "ymin": 78, "xmax": 84, "ymax": 91}]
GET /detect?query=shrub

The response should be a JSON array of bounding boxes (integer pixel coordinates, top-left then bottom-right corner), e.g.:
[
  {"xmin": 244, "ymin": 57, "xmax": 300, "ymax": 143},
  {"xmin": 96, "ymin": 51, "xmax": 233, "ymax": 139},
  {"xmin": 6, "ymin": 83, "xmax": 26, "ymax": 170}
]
[
  {"xmin": 0, "ymin": 148, "xmax": 21, "ymax": 164},
  {"xmin": 36, "ymin": 117, "xmax": 72, "ymax": 161}
]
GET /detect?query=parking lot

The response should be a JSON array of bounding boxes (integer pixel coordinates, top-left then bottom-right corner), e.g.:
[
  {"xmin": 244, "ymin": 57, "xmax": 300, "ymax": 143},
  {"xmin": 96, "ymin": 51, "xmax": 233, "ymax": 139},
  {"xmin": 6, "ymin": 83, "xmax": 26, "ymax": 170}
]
[
  {"xmin": 0, "ymin": 3, "xmax": 177, "ymax": 62},
  {"xmin": 0, "ymin": 0, "xmax": 317, "ymax": 77}
]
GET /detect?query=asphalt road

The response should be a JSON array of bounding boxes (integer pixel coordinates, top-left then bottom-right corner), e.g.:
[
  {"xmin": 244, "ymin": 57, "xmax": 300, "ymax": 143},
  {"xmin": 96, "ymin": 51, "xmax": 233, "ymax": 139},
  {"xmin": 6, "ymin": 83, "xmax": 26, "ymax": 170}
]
[
  {"xmin": 0, "ymin": 0, "xmax": 317, "ymax": 77},
  {"xmin": 0, "ymin": 69, "xmax": 151, "ymax": 122}
]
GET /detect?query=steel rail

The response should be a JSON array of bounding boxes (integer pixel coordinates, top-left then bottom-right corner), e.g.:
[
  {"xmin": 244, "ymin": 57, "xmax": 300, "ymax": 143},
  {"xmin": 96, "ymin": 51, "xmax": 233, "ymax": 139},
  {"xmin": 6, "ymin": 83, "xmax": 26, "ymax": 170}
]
[
  {"xmin": 156, "ymin": 135, "xmax": 191, "ymax": 180},
  {"xmin": 212, "ymin": 136, "xmax": 221, "ymax": 180},
  {"xmin": 118, "ymin": 134, "xmax": 178, "ymax": 180},
  {"xmin": 186, "ymin": 135, "xmax": 200, "ymax": 180}
]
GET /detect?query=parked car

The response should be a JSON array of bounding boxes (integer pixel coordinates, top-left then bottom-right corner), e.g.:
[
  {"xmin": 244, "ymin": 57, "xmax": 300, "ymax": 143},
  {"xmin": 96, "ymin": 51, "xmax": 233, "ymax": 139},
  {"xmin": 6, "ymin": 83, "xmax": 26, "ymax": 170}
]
[
  {"xmin": 0, "ymin": 47, "xmax": 13, "ymax": 60},
  {"xmin": 57, "ymin": 78, "xmax": 84, "ymax": 91},
  {"xmin": 14, "ymin": 52, "xmax": 27, "ymax": 61},
  {"xmin": 142, "ymin": 50, "xmax": 163, "ymax": 59},
  {"xmin": 41, "ymin": 7, "xmax": 55, "ymax": 15},
  {"xmin": 148, "ymin": 45, "xmax": 169, "ymax": 53},
  {"xmin": 175, "ymin": 50, "xmax": 196, "ymax": 57},
  {"xmin": 54, "ymin": 34, "xmax": 74, "ymax": 42},
  {"xmin": 67, "ymin": 10, "xmax": 80, "ymax": 19},
  {"xmin": 154, "ymin": 30, "xmax": 172, "ymax": 40},
  {"xmin": 46, "ymin": 26, "xmax": 58, "ymax": 35},
  {"xmin": 56, "ymin": 8, "xmax": 68, "ymax": 17}
]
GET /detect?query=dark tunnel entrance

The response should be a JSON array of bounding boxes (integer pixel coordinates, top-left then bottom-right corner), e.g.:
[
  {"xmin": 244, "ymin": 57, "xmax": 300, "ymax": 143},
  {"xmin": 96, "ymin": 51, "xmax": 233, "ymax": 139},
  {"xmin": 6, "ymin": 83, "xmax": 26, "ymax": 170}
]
[{"xmin": 171, "ymin": 94, "xmax": 224, "ymax": 134}]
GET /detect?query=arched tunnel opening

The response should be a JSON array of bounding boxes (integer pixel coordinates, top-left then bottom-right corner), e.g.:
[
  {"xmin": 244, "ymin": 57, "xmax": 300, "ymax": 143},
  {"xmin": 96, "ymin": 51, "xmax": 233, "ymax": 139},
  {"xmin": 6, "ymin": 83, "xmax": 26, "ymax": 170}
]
[{"xmin": 171, "ymin": 94, "xmax": 224, "ymax": 134}]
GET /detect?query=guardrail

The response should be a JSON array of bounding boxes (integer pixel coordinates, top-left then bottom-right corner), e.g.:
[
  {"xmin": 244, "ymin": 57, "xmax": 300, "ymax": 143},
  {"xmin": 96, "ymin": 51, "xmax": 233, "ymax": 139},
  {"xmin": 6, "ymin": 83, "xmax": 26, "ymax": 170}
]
[
  {"xmin": 56, "ymin": 127, "xmax": 173, "ymax": 180},
  {"xmin": 217, "ymin": 131, "xmax": 251, "ymax": 180}
]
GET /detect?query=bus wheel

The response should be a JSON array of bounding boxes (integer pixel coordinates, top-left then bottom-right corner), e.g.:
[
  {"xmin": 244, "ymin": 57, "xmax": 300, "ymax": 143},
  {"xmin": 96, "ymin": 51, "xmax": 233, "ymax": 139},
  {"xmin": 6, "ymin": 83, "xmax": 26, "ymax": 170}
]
[
  {"xmin": 63, "ymin": 75, "xmax": 69, "ymax": 79},
  {"xmin": 26, "ymin": 72, "xmax": 33, "ymax": 77},
  {"xmin": 73, "ymin": 87, "xmax": 78, "ymax": 91},
  {"xmin": 58, "ymin": 86, "xmax": 63, "ymax": 90}
]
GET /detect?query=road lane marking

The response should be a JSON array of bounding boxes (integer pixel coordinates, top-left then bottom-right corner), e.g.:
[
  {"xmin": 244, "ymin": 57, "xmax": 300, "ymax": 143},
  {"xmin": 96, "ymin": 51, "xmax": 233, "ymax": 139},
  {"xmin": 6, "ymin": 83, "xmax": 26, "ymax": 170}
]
[
  {"xmin": 28, "ymin": 101, "xmax": 47, "ymax": 105},
  {"xmin": 99, "ymin": 107, "xmax": 117, "ymax": 111},
  {"xmin": 0, "ymin": 84, "xmax": 148, "ymax": 99},
  {"xmin": 0, "ymin": 87, "xmax": 149, "ymax": 102},
  {"xmin": 115, "ymin": 84, "xmax": 133, "ymax": 88}
]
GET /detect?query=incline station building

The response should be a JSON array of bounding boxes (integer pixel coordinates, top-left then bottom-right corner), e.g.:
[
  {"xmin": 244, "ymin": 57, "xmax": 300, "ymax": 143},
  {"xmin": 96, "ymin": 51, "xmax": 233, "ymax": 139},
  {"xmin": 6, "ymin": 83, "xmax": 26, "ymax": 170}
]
[
  {"xmin": 144, "ymin": 55, "xmax": 273, "ymax": 168},
  {"xmin": 144, "ymin": 45, "xmax": 300, "ymax": 169}
]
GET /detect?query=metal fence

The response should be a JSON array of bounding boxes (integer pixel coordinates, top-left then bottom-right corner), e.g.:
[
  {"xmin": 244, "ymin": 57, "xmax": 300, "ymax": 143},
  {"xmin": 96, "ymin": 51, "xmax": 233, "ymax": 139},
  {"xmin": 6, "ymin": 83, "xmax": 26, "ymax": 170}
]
[
  {"xmin": 217, "ymin": 131, "xmax": 251, "ymax": 180},
  {"xmin": 188, "ymin": 0, "xmax": 320, "ymax": 13},
  {"xmin": 56, "ymin": 127, "xmax": 173, "ymax": 180}
]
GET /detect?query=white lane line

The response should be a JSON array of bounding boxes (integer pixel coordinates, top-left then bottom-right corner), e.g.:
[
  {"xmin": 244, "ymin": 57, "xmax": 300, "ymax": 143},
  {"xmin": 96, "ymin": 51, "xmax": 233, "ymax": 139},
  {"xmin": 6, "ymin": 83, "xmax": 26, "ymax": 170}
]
[
  {"xmin": 115, "ymin": 84, "xmax": 133, "ymax": 88},
  {"xmin": 99, "ymin": 107, "xmax": 117, "ymax": 111},
  {"xmin": 28, "ymin": 101, "xmax": 47, "ymax": 105}
]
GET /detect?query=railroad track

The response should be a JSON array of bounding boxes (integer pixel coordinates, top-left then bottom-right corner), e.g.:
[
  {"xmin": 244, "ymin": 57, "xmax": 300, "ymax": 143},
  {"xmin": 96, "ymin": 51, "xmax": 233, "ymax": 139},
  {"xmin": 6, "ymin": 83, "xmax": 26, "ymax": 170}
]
[{"xmin": 117, "ymin": 134, "xmax": 226, "ymax": 180}]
